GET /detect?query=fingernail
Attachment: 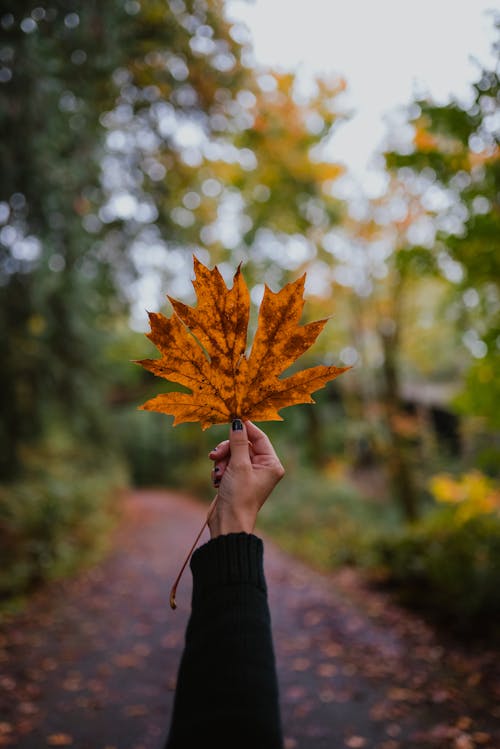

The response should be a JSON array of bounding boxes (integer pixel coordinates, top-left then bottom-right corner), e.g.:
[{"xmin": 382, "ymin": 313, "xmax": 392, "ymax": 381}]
[
  {"xmin": 213, "ymin": 479, "xmax": 220, "ymax": 487},
  {"xmin": 232, "ymin": 419, "xmax": 243, "ymax": 431},
  {"xmin": 214, "ymin": 466, "xmax": 220, "ymax": 473}
]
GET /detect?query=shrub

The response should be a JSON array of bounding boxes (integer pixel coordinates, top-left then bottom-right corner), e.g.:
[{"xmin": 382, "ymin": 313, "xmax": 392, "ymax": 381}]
[
  {"xmin": 0, "ymin": 431, "xmax": 127, "ymax": 603},
  {"xmin": 430, "ymin": 470, "xmax": 500, "ymax": 520},
  {"xmin": 113, "ymin": 406, "xmax": 227, "ymax": 489},
  {"xmin": 373, "ymin": 506, "xmax": 500, "ymax": 633},
  {"xmin": 257, "ymin": 467, "xmax": 399, "ymax": 570}
]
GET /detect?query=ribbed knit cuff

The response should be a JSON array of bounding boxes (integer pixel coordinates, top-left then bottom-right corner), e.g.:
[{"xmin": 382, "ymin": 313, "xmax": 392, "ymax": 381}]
[{"xmin": 190, "ymin": 533, "xmax": 267, "ymax": 595}]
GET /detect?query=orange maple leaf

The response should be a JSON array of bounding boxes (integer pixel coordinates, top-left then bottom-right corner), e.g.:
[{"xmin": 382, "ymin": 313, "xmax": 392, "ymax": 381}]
[{"xmin": 137, "ymin": 257, "xmax": 350, "ymax": 428}]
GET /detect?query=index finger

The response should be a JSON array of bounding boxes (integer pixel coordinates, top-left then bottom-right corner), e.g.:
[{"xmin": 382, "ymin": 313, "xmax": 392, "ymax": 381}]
[
  {"xmin": 209, "ymin": 439, "xmax": 230, "ymax": 460},
  {"xmin": 245, "ymin": 421, "xmax": 279, "ymax": 458}
]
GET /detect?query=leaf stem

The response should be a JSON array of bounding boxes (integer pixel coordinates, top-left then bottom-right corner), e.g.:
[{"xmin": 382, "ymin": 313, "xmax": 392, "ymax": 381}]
[{"xmin": 169, "ymin": 494, "xmax": 219, "ymax": 610}]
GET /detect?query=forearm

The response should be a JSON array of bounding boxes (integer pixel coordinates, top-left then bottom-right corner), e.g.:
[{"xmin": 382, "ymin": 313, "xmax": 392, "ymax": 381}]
[{"xmin": 165, "ymin": 533, "xmax": 283, "ymax": 749}]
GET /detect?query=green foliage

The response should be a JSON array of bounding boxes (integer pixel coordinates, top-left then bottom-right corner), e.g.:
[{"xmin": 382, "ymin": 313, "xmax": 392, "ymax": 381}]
[
  {"xmin": 394, "ymin": 246, "xmax": 437, "ymax": 276},
  {"xmin": 114, "ymin": 403, "xmax": 228, "ymax": 490},
  {"xmin": 373, "ymin": 509, "xmax": 500, "ymax": 635},
  {"xmin": 116, "ymin": 407, "xmax": 197, "ymax": 487},
  {"xmin": 1, "ymin": 1, "xmax": 498, "ymax": 622},
  {"xmin": 257, "ymin": 468, "xmax": 399, "ymax": 569},
  {"xmin": 454, "ymin": 330, "xmax": 500, "ymax": 431},
  {"xmin": 384, "ymin": 41, "xmax": 500, "ymax": 433},
  {"xmin": 0, "ymin": 431, "xmax": 127, "ymax": 603},
  {"xmin": 0, "ymin": 1, "xmax": 133, "ymax": 477},
  {"xmin": 0, "ymin": 0, "xmax": 262, "ymax": 480}
]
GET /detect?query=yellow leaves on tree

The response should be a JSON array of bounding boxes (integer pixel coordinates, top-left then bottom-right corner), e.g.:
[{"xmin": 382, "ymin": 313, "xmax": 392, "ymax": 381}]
[{"xmin": 137, "ymin": 257, "xmax": 350, "ymax": 428}]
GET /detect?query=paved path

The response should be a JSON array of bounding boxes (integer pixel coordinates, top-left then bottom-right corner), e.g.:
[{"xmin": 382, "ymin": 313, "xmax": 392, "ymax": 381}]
[{"xmin": 0, "ymin": 490, "xmax": 499, "ymax": 749}]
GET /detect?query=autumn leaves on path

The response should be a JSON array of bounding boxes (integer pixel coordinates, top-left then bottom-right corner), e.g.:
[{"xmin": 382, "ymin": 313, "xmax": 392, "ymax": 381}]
[{"xmin": 1, "ymin": 490, "xmax": 499, "ymax": 749}]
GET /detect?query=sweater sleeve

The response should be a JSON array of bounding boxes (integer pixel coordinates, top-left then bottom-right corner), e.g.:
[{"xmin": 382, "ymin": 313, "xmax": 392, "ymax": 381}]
[{"xmin": 165, "ymin": 533, "xmax": 283, "ymax": 749}]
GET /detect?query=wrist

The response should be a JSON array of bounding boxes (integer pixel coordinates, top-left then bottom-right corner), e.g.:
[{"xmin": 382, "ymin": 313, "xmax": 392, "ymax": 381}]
[{"xmin": 208, "ymin": 506, "xmax": 256, "ymax": 538}]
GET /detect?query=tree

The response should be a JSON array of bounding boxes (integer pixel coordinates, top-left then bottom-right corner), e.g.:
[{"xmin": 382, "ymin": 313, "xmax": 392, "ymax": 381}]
[
  {"xmin": 0, "ymin": 0, "xmax": 350, "ymax": 484},
  {"xmin": 384, "ymin": 29, "xmax": 500, "ymax": 433},
  {"xmin": 101, "ymin": 21, "xmax": 348, "ymax": 463},
  {"xmin": 106, "ymin": 62, "xmax": 347, "ymax": 297},
  {"xmin": 0, "ymin": 1, "xmax": 130, "ymax": 477},
  {"xmin": 0, "ymin": 0, "xmax": 261, "ymax": 478}
]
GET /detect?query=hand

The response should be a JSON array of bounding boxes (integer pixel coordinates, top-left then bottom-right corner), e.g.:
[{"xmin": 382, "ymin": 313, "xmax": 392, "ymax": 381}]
[{"xmin": 208, "ymin": 420, "xmax": 285, "ymax": 538}]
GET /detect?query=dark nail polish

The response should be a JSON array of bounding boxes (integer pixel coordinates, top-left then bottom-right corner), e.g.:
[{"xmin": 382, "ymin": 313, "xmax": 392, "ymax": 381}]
[
  {"xmin": 232, "ymin": 419, "xmax": 243, "ymax": 431},
  {"xmin": 214, "ymin": 466, "xmax": 220, "ymax": 473}
]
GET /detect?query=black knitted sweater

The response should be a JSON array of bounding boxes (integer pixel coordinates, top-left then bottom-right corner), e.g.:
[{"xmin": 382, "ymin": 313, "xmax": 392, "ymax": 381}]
[{"xmin": 165, "ymin": 533, "xmax": 283, "ymax": 748}]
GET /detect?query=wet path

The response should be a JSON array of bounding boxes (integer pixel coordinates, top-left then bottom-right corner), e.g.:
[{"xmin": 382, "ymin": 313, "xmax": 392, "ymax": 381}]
[{"xmin": 0, "ymin": 490, "xmax": 498, "ymax": 749}]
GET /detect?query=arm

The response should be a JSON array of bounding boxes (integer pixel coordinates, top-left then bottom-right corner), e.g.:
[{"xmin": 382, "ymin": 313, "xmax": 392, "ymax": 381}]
[{"xmin": 165, "ymin": 420, "xmax": 284, "ymax": 749}]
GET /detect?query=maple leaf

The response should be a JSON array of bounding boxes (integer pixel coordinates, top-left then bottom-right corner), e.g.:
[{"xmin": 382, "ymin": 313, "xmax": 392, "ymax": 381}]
[{"xmin": 137, "ymin": 257, "xmax": 350, "ymax": 428}]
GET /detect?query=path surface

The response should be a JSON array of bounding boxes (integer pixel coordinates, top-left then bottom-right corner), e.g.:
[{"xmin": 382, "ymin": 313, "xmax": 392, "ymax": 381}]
[{"xmin": 0, "ymin": 490, "xmax": 499, "ymax": 749}]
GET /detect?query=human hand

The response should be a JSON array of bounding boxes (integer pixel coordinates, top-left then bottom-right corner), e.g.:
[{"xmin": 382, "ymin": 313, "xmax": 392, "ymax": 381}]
[{"xmin": 208, "ymin": 420, "xmax": 285, "ymax": 538}]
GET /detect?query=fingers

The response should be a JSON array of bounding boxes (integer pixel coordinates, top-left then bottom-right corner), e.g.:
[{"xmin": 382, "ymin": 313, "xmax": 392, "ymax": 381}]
[
  {"xmin": 245, "ymin": 421, "xmax": 279, "ymax": 459},
  {"xmin": 209, "ymin": 422, "xmax": 276, "ymax": 462},
  {"xmin": 212, "ymin": 465, "xmax": 221, "ymax": 488},
  {"xmin": 209, "ymin": 420, "xmax": 279, "ymax": 489},
  {"xmin": 211, "ymin": 457, "xmax": 228, "ymax": 487},
  {"xmin": 209, "ymin": 440, "xmax": 229, "ymax": 461},
  {"xmin": 210, "ymin": 419, "xmax": 251, "ymax": 487}
]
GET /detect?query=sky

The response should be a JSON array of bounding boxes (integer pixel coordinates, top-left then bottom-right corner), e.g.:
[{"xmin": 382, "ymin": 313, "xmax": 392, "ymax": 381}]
[{"xmin": 226, "ymin": 0, "xmax": 497, "ymax": 191}]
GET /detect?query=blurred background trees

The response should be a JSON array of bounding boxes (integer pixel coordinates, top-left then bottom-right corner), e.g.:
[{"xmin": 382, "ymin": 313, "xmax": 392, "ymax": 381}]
[
  {"xmin": 385, "ymin": 63, "xmax": 500, "ymax": 437},
  {"xmin": 1, "ymin": 1, "xmax": 499, "ymax": 633}
]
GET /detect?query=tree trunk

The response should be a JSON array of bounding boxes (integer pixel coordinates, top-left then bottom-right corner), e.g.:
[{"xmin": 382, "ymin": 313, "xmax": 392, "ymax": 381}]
[
  {"xmin": 379, "ymin": 322, "xmax": 419, "ymax": 522},
  {"xmin": 304, "ymin": 404, "xmax": 328, "ymax": 468}
]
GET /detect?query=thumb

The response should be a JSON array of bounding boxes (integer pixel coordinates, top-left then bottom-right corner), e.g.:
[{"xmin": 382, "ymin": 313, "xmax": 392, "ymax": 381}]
[{"xmin": 229, "ymin": 419, "xmax": 251, "ymax": 466}]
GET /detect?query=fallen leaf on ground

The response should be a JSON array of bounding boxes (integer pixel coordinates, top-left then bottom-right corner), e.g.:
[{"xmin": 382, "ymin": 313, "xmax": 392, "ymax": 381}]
[
  {"xmin": 123, "ymin": 704, "xmax": 149, "ymax": 717},
  {"xmin": 46, "ymin": 735, "xmax": 73, "ymax": 746},
  {"xmin": 345, "ymin": 736, "xmax": 367, "ymax": 748}
]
